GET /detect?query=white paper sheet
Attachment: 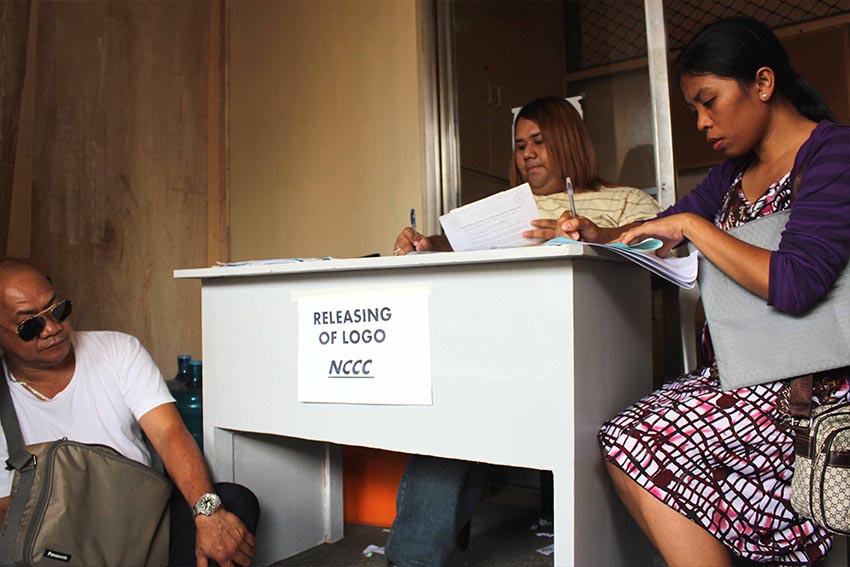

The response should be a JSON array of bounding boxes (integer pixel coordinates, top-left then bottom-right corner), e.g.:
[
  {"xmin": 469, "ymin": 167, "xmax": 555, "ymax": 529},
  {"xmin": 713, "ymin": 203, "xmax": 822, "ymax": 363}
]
[
  {"xmin": 439, "ymin": 183, "xmax": 542, "ymax": 251},
  {"xmin": 294, "ymin": 283, "xmax": 432, "ymax": 405}
]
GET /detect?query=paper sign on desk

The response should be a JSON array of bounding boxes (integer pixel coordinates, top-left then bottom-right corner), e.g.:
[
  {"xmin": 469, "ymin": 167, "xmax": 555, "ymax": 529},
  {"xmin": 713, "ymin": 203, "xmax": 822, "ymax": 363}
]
[
  {"xmin": 293, "ymin": 283, "xmax": 432, "ymax": 405},
  {"xmin": 439, "ymin": 183, "xmax": 542, "ymax": 251},
  {"xmin": 545, "ymin": 236, "xmax": 698, "ymax": 288}
]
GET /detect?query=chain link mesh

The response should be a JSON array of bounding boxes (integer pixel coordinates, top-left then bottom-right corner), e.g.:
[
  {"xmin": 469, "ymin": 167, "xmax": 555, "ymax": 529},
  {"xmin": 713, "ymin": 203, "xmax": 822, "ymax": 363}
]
[{"xmin": 567, "ymin": 0, "xmax": 850, "ymax": 72}]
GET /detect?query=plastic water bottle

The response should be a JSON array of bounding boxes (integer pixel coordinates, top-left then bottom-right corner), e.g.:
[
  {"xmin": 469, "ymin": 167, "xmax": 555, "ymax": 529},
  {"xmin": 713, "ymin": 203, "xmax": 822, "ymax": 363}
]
[
  {"xmin": 188, "ymin": 360, "xmax": 203, "ymax": 389},
  {"xmin": 170, "ymin": 360, "xmax": 204, "ymax": 452},
  {"xmin": 174, "ymin": 354, "xmax": 191, "ymax": 384}
]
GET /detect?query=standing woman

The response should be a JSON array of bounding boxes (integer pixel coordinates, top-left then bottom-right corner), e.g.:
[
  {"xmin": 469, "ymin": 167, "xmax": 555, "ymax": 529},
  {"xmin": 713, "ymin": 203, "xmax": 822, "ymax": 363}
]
[{"xmin": 561, "ymin": 17, "xmax": 850, "ymax": 566}]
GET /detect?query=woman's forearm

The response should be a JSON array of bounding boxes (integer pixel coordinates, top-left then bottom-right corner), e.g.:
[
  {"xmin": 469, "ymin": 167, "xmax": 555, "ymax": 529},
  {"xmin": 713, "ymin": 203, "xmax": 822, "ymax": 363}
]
[{"xmin": 683, "ymin": 215, "xmax": 771, "ymax": 298}]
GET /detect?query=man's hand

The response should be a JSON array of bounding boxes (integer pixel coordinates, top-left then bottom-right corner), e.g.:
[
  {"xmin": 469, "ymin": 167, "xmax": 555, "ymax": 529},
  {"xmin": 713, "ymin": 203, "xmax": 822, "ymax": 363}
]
[
  {"xmin": 195, "ymin": 509, "xmax": 255, "ymax": 567},
  {"xmin": 140, "ymin": 405, "xmax": 256, "ymax": 566}
]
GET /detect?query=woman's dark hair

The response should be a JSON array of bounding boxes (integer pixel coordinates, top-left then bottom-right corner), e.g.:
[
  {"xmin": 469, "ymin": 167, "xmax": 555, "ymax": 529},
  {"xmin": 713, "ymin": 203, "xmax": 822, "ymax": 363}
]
[{"xmin": 676, "ymin": 16, "xmax": 834, "ymax": 123}]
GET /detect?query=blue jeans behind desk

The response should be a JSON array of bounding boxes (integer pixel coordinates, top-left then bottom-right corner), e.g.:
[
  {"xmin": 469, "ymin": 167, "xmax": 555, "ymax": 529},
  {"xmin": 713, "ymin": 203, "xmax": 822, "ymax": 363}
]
[{"xmin": 386, "ymin": 455, "xmax": 487, "ymax": 567}]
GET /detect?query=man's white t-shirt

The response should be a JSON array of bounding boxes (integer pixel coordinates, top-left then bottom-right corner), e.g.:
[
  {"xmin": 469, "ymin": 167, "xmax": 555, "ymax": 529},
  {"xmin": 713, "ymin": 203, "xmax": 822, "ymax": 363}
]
[{"xmin": 0, "ymin": 331, "xmax": 175, "ymax": 498}]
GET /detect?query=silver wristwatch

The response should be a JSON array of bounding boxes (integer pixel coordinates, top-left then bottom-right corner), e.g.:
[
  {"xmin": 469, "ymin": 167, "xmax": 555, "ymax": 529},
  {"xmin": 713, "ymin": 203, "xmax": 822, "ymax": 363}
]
[{"xmin": 192, "ymin": 493, "xmax": 222, "ymax": 518}]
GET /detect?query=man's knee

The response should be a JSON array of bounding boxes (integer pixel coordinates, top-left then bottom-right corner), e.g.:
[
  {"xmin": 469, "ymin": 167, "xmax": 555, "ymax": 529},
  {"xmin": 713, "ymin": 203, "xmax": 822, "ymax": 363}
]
[{"xmin": 213, "ymin": 482, "xmax": 260, "ymax": 533}]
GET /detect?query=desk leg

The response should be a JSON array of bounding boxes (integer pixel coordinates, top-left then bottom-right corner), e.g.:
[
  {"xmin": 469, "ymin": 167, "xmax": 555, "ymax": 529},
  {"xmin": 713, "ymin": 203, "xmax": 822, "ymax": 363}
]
[
  {"xmin": 211, "ymin": 429, "xmax": 344, "ymax": 565},
  {"xmin": 552, "ymin": 466, "xmax": 574, "ymax": 567},
  {"xmin": 554, "ymin": 458, "xmax": 655, "ymax": 566}
]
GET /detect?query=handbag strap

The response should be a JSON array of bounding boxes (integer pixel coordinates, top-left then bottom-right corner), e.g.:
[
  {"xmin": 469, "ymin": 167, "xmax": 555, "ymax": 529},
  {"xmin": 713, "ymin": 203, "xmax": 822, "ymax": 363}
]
[
  {"xmin": 782, "ymin": 145, "xmax": 818, "ymax": 418},
  {"xmin": 789, "ymin": 374, "xmax": 814, "ymax": 419},
  {"xmin": 0, "ymin": 360, "xmax": 24, "ymax": 456},
  {"xmin": 790, "ymin": 140, "xmax": 814, "ymax": 202}
]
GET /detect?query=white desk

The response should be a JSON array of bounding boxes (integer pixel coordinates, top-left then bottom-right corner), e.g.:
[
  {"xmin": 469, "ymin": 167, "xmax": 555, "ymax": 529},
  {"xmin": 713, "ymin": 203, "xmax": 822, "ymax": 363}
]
[{"xmin": 175, "ymin": 246, "xmax": 655, "ymax": 566}]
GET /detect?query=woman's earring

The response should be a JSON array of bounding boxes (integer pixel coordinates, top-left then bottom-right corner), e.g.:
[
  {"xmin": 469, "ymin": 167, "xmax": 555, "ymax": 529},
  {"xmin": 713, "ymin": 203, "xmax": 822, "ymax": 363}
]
[{"xmin": 761, "ymin": 93, "xmax": 768, "ymax": 100}]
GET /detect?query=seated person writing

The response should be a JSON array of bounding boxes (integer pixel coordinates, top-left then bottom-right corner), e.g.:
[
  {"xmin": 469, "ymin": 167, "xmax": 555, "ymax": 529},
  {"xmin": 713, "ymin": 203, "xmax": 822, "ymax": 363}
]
[
  {"xmin": 558, "ymin": 17, "xmax": 850, "ymax": 567},
  {"xmin": 393, "ymin": 95, "xmax": 660, "ymax": 255},
  {"xmin": 385, "ymin": 96, "xmax": 661, "ymax": 567},
  {"xmin": 0, "ymin": 260, "xmax": 259, "ymax": 567}
]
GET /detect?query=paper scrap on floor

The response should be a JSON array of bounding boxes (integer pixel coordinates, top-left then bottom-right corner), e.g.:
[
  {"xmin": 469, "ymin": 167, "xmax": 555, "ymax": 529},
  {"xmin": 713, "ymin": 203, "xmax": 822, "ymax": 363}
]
[
  {"xmin": 362, "ymin": 544, "xmax": 385, "ymax": 557},
  {"xmin": 439, "ymin": 183, "xmax": 542, "ymax": 251}
]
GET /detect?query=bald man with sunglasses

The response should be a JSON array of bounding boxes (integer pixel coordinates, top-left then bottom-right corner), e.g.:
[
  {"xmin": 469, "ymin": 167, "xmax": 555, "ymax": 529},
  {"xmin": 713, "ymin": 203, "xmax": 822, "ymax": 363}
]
[{"xmin": 0, "ymin": 260, "xmax": 258, "ymax": 567}]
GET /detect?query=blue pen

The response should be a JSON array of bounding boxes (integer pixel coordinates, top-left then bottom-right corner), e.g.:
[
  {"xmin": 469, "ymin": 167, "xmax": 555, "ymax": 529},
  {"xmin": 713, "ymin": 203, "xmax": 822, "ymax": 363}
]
[{"xmin": 410, "ymin": 208, "xmax": 417, "ymax": 232}]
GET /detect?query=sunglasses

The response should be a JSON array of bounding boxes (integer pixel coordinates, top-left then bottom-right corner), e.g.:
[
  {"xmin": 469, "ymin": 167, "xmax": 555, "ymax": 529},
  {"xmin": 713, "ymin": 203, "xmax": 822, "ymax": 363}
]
[{"xmin": 16, "ymin": 299, "xmax": 73, "ymax": 341}]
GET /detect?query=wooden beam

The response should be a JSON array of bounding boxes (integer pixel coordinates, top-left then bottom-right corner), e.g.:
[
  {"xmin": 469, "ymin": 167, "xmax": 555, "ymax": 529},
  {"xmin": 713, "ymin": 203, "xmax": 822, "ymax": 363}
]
[
  {"xmin": 7, "ymin": 0, "xmax": 38, "ymax": 259},
  {"xmin": 207, "ymin": 0, "xmax": 229, "ymax": 266}
]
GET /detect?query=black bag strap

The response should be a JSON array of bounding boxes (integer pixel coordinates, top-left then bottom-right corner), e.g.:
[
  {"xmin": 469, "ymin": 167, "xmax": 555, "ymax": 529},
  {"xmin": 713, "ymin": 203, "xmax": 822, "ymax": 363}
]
[
  {"xmin": 0, "ymin": 360, "xmax": 25, "ymax": 456},
  {"xmin": 0, "ymin": 358, "xmax": 36, "ymax": 566}
]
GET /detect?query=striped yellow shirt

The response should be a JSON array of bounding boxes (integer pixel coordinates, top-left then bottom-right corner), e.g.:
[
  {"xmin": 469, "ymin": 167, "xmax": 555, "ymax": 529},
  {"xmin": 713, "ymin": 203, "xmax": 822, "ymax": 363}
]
[{"xmin": 533, "ymin": 185, "xmax": 661, "ymax": 228}]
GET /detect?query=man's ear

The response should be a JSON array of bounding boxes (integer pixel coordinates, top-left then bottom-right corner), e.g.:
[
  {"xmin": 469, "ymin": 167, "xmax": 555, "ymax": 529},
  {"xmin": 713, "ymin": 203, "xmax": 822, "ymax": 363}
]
[{"xmin": 754, "ymin": 66, "xmax": 776, "ymax": 102}]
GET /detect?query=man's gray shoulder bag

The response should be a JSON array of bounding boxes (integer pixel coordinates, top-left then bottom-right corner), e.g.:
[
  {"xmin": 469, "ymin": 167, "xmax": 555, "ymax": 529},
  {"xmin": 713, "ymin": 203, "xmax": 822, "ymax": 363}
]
[
  {"xmin": 0, "ymin": 362, "xmax": 172, "ymax": 567},
  {"xmin": 699, "ymin": 209, "xmax": 850, "ymax": 390}
]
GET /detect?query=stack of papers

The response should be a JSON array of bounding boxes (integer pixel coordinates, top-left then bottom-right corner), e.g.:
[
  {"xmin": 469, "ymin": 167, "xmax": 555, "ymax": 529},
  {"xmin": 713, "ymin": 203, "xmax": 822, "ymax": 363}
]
[
  {"xmin": 439, "ymin": 184, "xmax": 541, "ymax": 251},
  {"xmin": 545, "ymin": 236, "xmax": 697, "ymax": 288},
  {"xmin": 437, "ymin": 181, "xmax": 697, "ymax": 288},
  {"xmin": 215, "ymin": 257, "xmax": 332, "ymax": 267}
]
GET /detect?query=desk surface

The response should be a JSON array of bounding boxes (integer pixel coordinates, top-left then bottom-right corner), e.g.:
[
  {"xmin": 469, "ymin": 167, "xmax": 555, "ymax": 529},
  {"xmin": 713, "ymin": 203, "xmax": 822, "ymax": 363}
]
[{"xmin": 173, "ymin": 244, "xmax": 612, "ymax": 280}]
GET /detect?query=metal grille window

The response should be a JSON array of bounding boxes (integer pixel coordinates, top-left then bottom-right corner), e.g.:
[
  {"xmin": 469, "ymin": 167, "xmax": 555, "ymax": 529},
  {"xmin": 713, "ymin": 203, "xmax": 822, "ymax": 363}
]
[{"xmin": 566, "ymin": 0, "xmax": 850, "ymax": 72}]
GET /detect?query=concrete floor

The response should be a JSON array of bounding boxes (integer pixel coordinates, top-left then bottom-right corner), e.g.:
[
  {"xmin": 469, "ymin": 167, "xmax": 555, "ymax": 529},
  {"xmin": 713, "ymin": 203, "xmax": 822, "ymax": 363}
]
[
  {"xmin": 268, "ymin": 485, "xmax": 556, "ymax": 567},
  {"xmin": 264, "ymin": 482, "xmax": 848, "ymax": 567}
]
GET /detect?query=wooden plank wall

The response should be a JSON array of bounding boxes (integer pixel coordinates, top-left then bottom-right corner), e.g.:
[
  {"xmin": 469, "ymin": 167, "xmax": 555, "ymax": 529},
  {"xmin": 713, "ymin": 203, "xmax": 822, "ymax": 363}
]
[
  {"xmin": 23, "ymin": 1, "xmax": 215, "ymax": 376},
  {"xmin": 0, "ymin": 2, "xmax": 31, "ymax": 254}
]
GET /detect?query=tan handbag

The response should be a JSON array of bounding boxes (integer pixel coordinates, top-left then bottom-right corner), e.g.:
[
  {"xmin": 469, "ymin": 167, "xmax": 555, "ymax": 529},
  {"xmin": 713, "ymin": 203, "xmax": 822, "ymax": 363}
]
[
  {"xmin": 789, "ymin": 375, "xmax": 850, "ymax": 535},
  {"xmin": 0, "ymin": 362, "xmax": 172, "ymax": 567}
]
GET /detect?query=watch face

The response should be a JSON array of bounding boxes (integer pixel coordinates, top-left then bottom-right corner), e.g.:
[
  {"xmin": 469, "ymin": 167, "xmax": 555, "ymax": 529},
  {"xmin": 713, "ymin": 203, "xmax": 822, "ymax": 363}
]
[{"xmin": 195, "ymin": 493, "xmax": 221, "ymax": 516}]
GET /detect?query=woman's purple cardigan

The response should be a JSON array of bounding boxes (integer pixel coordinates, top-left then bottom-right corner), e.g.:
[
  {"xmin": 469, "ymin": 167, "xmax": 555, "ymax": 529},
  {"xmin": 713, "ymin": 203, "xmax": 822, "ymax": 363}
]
[{"xmin": 659, "ymin": 120, "xmax": 850, "ymax": 314}]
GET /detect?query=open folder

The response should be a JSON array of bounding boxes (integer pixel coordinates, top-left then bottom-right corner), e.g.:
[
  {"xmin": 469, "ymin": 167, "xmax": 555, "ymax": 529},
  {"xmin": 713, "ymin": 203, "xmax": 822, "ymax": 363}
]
[{"xmin": 544, "ymin": 236, "xmax": 697, "ymax": 288}]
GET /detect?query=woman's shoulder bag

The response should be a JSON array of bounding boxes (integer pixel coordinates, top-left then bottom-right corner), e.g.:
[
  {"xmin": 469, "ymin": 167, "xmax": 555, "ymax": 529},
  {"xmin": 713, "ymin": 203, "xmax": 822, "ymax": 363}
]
[{"xmin": 697, "ymin": 152, "xmax": 850, "ymax": 391}]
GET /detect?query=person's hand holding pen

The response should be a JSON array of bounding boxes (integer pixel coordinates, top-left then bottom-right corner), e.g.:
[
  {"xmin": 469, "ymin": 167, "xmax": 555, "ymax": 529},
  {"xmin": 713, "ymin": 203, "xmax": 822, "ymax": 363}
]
[
  {"xmin": 393, "ymin": 208, "xmax": 453, "ymax": 255},
  {"xmin": 524, "ymin": 176, "xmax": 598, "ymax": 243},
  {"xmin": 394, "ymin": 227, "xmax": 430, "ymax": 255},
  {"xmin": 393, "ymin": 228, "xmax": 453, "ymax": 254},
  {"xmin": 394, "ymin": 208, "xmax": 427, "ymax": 255},
  {"xmin": 554, "ymin": 212, "xmax": 602, "ymax": 242}
]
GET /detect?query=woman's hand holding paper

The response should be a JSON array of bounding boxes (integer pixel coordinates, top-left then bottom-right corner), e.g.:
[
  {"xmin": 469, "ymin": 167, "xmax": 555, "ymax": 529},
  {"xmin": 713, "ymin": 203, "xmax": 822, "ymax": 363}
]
[
  {"xmin": 522, "ymin": 218, "xmax": 558, "ymax": 242},
  {"xmin": 617, "ymin": 214, "xmax": 692, "ymax": 258}
]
